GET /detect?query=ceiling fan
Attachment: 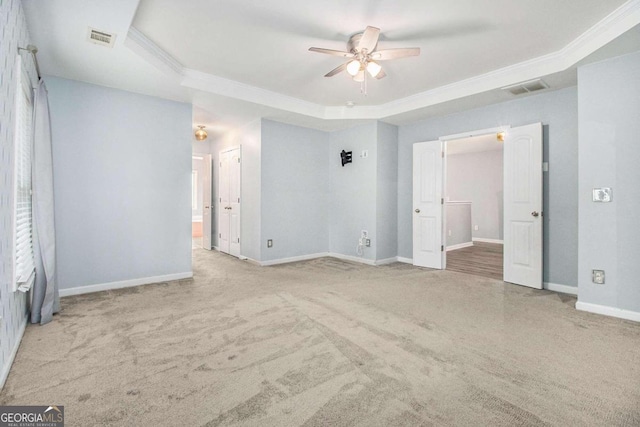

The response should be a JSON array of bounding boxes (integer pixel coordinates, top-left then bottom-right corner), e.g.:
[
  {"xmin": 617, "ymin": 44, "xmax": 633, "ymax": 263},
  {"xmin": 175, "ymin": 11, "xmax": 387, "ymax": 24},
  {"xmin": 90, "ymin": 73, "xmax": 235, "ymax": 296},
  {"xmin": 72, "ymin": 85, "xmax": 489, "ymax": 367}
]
[{"xmin": 309, "ymin": 26, "xmax": 420, "ymax": 85}]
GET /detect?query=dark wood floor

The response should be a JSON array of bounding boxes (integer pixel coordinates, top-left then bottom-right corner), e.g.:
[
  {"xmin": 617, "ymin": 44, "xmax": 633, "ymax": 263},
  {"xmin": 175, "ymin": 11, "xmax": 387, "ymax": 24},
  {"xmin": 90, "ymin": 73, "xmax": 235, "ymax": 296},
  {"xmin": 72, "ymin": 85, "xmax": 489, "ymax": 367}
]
[{"xmin": 446, "ymin": 242, "xmax": 503, "ymax": 280}]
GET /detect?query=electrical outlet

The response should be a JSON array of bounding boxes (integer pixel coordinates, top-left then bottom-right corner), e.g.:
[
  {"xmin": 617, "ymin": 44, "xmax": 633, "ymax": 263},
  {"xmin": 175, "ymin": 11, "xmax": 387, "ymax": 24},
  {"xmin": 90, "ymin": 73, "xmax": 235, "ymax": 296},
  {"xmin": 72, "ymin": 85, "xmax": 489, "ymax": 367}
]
[
  {"xmin": 267, "ymin": 239, "xmax": 273, "ymax": 248},
  {"xmin": 592, "ymin": 269, "xmax": 605, "ymax": 284},
  {"xmin": 474, "ymin": 225, "xmax": 479, "ymax": 231},
  {"xmin": 365, "ymin": 238, "xmax": 371, "ymax": 247}
]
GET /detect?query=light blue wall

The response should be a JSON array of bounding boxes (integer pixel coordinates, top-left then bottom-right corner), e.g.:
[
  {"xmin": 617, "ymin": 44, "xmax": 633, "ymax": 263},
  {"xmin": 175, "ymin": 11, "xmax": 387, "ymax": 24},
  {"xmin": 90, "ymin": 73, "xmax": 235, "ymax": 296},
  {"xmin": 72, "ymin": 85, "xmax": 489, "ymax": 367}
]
[
  {"xmin": 210, "ymin": 119, "xmax": 262, "ymax": 261},
  {"xmin": 397, "ymin": 87, "xmax": 579, "ymax": 287},
  {"xmin": 46, "ymin": 77, "xmax": 192, "ymax": 289},
  {"xmin": 376, "ymin": 122, "xmax": 399, "ymax": 260},
  {"xmin": 578, "ymin": 50, "xmax": 640, "ymax": 312},
  {"xmin": 330, "ymin": 122, "xmax": 378, "ymax": 260},
  {"xmin": 447, "ymin": 149, "xmax": 503, "ymax": 241},
  {"xmin": 261, "ymin": 119, "xmax": 330, "ymax": 261}
]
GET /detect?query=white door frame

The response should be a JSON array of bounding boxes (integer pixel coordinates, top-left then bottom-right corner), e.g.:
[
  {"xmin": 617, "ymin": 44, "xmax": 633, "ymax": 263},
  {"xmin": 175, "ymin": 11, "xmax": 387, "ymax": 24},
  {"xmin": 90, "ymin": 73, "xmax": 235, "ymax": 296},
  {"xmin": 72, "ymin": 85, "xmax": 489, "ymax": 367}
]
[{"xmin": 439, "ymin": 125, "xmax": 511, "ymax": 270}]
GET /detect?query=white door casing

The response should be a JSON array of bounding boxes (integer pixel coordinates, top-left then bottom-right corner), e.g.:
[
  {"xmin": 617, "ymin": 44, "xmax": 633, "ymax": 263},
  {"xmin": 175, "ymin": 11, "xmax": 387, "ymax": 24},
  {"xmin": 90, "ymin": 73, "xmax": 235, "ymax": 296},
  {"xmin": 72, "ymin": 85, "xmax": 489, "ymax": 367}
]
[
  {"xmin": 413, "ymin": 140, "xmax": 444, "ymax": 269},
  {"xmin": 202, "ymin": 154, "xmax": 212, "ymax": 250},
  {"xmin": 503, "ymin": 123, "xmax": 543, "ymax": 288},
  {"xmin": 218, "ymin": 148, "xmax": 241, "ymax": 257}
]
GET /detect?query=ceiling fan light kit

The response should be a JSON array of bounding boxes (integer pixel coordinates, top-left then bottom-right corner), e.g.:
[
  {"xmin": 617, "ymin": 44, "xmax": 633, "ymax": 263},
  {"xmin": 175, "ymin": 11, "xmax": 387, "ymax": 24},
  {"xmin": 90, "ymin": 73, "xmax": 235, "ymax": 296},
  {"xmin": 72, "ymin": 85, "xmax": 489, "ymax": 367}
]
[{"xmin": 309, "ymin": 26, "xmax": 420, "ymax": 95}]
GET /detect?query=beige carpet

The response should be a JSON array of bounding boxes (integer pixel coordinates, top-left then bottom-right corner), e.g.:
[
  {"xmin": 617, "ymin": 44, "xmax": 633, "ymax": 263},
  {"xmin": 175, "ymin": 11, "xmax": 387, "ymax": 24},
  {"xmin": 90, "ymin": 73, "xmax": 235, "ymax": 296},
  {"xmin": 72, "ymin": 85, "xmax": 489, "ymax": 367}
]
[{"xmin": 2, "ymin": 248, "xmax": 640, "ymax": 426}]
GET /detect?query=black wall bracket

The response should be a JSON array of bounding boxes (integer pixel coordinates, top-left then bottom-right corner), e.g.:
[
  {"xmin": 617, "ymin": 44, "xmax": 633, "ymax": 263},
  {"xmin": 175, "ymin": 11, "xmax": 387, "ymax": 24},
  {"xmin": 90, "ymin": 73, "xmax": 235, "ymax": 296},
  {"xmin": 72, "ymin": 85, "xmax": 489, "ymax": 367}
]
[{"xmin": 340, "ymin": 150, "xmax": 353, "ymax": 167}]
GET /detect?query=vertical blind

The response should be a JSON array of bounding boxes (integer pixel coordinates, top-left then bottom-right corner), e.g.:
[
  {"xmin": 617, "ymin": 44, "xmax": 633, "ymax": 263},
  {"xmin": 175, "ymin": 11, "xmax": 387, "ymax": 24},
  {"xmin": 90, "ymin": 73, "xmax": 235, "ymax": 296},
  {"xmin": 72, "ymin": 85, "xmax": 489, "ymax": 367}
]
[{"xmin": 14, "ymin": 58, "xmax": 35, "ymax": 292}]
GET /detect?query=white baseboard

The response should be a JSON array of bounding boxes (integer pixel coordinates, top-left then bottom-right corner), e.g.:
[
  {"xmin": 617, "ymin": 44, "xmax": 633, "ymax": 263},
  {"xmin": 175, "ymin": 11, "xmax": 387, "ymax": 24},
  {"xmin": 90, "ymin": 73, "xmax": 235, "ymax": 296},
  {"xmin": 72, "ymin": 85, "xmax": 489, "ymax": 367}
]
[
  {"xmin": 260, "ymin": 252, "xmax": 330, "ymax": 266},
  {"xmin": 576, "ymin": 301, "xmax": 640, "ymax": 323},
  {"xmin": 472, "ymin": 238, "xmax": 504, "ymax": 244},
  {"xmin": 59, "ymin": 272, "xmax": 193, "ymax": 297},
  {"xmin": 0, "ymin": 315, "xmax": 28, "ymax": 390},
  {"xmin": 446, "ymin": 242, "xmax": 474, "ymax": 251},
  {"xmin": 329, "ymin": 253, "xmax": 377, "ymax": 266},
  {"xmin": 375, "ymin": 257, "xmax": 398, "ymax": 266},
  {"xmin": 544, "ymin": 282, "xmax": 578, "ymax": 295},
  {"xmin": 396, "ymin": 257, "xmax": 413, "ymax": 264}
]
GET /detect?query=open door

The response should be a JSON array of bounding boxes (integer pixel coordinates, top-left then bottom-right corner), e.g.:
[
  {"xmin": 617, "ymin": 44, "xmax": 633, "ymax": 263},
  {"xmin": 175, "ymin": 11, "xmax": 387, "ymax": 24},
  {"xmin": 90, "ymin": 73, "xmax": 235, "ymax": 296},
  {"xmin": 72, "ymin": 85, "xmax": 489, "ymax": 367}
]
[
  {"xmin": 503, "ymin": 123, "xmax": 543, "ymax": 288},
  {"xmin": 413, "ymin": 140, "xmax": 444, "ymax": 269},
  {"xmin": 202, "ymin": 154, "xmax": 212, "ymax": 250},
  {"xmin": 218, "ymin": 148, "xmax": 241, "ymax": 257}
]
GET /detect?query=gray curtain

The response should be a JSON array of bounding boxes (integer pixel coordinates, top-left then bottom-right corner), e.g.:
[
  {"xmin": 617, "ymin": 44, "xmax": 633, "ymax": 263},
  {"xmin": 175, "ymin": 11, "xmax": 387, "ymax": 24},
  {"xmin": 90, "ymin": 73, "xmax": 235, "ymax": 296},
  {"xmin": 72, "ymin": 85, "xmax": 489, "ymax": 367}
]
[{"xmin": 31, "ymin": 79, "xmax": 59, "ymax": 324}]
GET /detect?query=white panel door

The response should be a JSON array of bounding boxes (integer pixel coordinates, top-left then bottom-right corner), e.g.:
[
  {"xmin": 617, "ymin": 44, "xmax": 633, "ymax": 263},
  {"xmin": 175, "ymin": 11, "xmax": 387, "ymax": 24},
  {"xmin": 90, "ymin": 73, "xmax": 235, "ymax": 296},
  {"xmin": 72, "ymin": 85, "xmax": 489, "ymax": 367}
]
[
  {"xmin": 413, "ymin": 140, "xmax": 444, "ymax": 269},
  {"xmin": 228, "ymin": 148, "xmax": 241, "ymax": 257},
  {"xmin": 218, "ymin": 151, "xmax": 231, "ymax": 254},
  {"xmin": 503, "ymin": 123, "xmax": 543, "ymax": 288},
  {"xmin": 218, "ymin": 148, "xmax": 241, "ymax": 257},
  {"xmin": 202, "ymin": 154, "xmax": 212, "ymax": 250}
]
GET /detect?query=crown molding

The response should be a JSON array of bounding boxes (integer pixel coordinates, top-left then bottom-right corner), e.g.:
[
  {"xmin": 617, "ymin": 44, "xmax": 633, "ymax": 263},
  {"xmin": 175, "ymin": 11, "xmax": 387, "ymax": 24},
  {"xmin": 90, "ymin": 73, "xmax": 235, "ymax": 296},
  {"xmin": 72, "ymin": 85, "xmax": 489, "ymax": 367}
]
[
  {"xmin": 126, "ymin": 0, "xmax": 640, "ymax": 121},
  {"xmin": 181, "ymin": 68, "xmax": 325, "ymax": 118},
  {"xmin": 125, "ymin": 27, "xmax": 184, "ymax": 78}
]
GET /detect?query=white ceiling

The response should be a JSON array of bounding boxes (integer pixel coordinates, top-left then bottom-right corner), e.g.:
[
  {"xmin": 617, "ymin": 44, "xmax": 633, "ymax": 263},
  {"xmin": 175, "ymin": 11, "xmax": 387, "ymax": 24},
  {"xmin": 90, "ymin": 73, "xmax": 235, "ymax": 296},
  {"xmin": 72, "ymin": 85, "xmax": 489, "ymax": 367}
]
[
  {"xmin": 21, "ymin": 0, "xmax": 640, "ymax": 134},
  {"xmin": 133, "ymin": 0, "xmax": 625, "ymax": 106}
]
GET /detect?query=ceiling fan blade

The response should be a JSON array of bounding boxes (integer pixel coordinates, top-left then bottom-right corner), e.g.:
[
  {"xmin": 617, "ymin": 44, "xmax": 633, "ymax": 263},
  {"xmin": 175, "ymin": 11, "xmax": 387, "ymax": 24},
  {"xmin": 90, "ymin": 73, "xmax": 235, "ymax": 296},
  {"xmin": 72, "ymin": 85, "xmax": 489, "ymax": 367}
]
[
  {"xmin": 371, "ymin": 48, "xmax": 420, "ymax": 61},
  {"xmin": 324, "ymin": 62, "xmax": 348, "ymax": 77},
  {"xmin": 375, "ymin": 69, "xmax": 386, "ymax": 79},
  {"xmin": 309, "ymin": 47, "xmax": 353, "ymax": 58},
  {"xmin": 358, "ymin": 26, "xmax": 380, "ymax": 53}
]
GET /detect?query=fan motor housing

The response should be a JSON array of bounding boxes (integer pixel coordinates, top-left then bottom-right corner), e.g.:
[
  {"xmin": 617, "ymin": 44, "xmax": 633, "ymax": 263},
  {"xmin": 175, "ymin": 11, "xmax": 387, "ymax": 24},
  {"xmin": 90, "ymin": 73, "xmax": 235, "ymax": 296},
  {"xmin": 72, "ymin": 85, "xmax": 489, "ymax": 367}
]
[{"xmin": 347, "ymin": 33, "xmax": 377, "ymax": 53}]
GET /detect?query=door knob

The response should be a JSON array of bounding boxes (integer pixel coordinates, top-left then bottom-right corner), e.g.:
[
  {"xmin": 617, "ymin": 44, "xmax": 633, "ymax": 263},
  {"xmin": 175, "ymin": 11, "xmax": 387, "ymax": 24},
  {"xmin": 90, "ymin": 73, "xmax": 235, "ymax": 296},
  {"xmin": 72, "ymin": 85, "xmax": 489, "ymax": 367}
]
[
  {"xmin": 531, "ymin": 211, "xmax": 539, "ymax": 217},
  {"xmin": 415, "ymin": 209, "xmax": 420, "ymax": 213}
]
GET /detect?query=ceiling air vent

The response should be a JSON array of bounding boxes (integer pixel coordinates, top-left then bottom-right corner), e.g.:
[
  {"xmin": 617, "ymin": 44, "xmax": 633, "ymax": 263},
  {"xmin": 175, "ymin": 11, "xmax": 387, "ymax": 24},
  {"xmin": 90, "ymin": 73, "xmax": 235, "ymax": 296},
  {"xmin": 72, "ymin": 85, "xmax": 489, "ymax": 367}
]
[
  {"xmin": 502, "ymin": 79, "xmax": 549, "ymax": 96},
  {"xmin": 87, "ymin": 27, "xmax": 116, "ymax": 47}
]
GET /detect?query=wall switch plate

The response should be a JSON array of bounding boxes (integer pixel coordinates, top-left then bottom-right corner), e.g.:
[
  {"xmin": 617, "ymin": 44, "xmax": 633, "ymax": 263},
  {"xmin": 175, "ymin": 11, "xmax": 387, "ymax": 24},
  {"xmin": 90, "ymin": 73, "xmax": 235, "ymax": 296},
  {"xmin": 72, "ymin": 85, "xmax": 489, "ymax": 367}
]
[
  {"xmin": 267, "ymin": 239, "xmax": 273, "ymax": 248},
  {"xmin": 592, "ymin": 269, "xmax": 605, "ymax": 284},
  {"xmin": 361, "ymin": 230, "xmax": 368, "ymax": 239},
  {"xmin": 593, "ymin": 188, "xmax": 612, "ymax": 202},
  {"xmin": 474, "ymin": 225, "xmax": 479, "ymax": 231},
  {"xmin": 361, "ymin": 150, "xmax": 368, "ymax": 158},
  {"xmin": 365, "ymin": 238, "xmax": 371, "ymax": 247}
]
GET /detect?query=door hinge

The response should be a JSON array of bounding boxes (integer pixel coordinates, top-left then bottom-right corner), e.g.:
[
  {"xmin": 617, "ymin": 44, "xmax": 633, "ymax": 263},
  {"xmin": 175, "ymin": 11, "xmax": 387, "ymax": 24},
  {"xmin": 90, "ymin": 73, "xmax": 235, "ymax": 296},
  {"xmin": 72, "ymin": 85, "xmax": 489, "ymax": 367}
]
[
  {"xmin": 237, "ymin": 238, "xmax": 240, "ymax": 243},
  {"xmin": 441, "ymin": 245, "xmax": 444, "ymax": 252},
  {"xmin": 441, "ymin": 151, "xmax": 444, "ymax": 158},
  {"xmin": 219, "ymin": 233, "xmax": 221, "ymax": 238},
  {"xmin": 220, "ymin": 162, "xmax": 222, "ymax": 167},
  {"xmin": 441, "ymin": 198, "xmax": 444, "ymax": 205},
  {"xmin": 237, "ymin": 158, "xmax": 240, "ymax": 163},
  {"xmin": 237, "ymin": 197, "xmax": 240, "ymax": 203},
  {"xmin": 219, "ymin": 197, "xmax": 222, "ymax": 202}
]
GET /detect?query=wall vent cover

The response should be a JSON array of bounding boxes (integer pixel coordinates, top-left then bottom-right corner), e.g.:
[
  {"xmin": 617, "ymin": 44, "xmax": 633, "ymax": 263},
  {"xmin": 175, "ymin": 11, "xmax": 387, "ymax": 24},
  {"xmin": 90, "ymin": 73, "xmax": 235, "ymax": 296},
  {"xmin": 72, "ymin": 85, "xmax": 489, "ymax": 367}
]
[
  {"xmin": 87, "ymin": 27, "xmax": 116, "ymax": 47},
  {"xmin": 502, "ymin": 79, "xmax": 549, "ymax": 96}
]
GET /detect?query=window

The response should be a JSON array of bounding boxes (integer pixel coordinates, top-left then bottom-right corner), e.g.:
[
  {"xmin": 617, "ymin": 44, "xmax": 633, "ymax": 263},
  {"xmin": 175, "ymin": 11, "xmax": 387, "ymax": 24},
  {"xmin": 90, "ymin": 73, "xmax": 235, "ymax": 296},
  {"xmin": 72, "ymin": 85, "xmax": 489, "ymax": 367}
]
[
  {"xmin": 192, "ymin": 170, "xmax": 198, "ymax": 210},
  {"xmin": 13, "ymin": 56, "xmax": 35, "ymax": 292}
]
